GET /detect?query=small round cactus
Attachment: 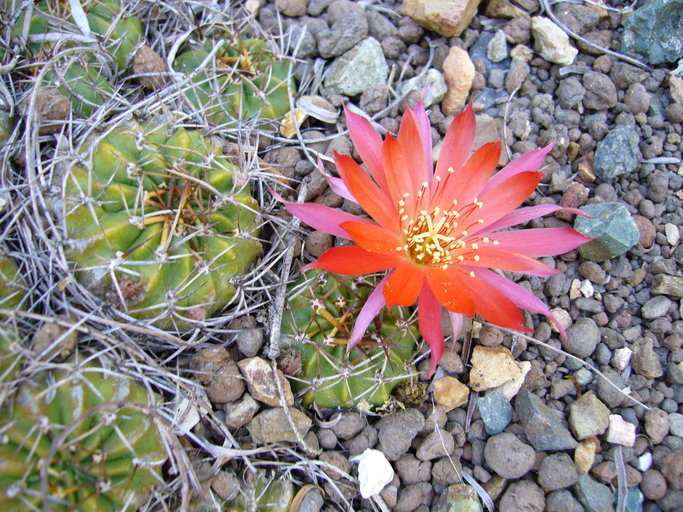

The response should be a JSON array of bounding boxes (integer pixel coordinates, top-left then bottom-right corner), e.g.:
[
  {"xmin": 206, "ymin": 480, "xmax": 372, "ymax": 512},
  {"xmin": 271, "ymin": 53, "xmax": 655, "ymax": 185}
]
[
  {"xmin": 0, "ymin": 357, "xmax": 167, "ymax": 511},
  {"xmin": 174, "ymin": 37, "xmax": 295, "ymax": 126},
  {"xmin": 281, "ymin": 270, "xmax": 419, "ymax": 409},
  {"xmin": 58, "ymin": 122, "xmax": 262, "ymax": 330}
]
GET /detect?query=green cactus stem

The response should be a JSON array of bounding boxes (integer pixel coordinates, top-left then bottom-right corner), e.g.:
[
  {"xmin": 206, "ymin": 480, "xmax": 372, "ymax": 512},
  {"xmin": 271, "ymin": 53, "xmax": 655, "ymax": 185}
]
[
  {"xmin": 0, "ymin": 357, "xmax": 167, "ymax": 511},
  {"xmin": 174, "ymin": 36, "xmax": 295, "ymax": 126},
  {"xmin": 59, "ymin": 122, "xmax": 262, "ymax": 330},
  {"xmin": 281, "ymin": 270, "xmax": 419, "ymax": 410},
  {"xmin": 224, "ymin": 470, "xmax": 294, "ymax": 512}
]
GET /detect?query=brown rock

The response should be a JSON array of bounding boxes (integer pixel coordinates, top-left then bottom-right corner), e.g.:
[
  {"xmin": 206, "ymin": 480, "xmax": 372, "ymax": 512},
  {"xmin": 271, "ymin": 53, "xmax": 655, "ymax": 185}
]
[
  {"xmin": 576, "ymin": 153, "xmax": 596, "ymax": 183},
  {"xmin": 433, "ymin": 376, "xmax": 469, "ymax": 411},
  {"xmin": 34, "ymin": 87, "xmax": 71, "ymax": 135},
  {"xmin": 403, "ymin": 0, "xmax": 482, "ymax": 37},
  {"xmin": 485, "ymin": 0, "xmax": 527, "ymax": 18},
  {"xmin": 132, "ymin": 44, "xmax": 168, "ymax": 90},
  {"xmin": 641, "ymin": 469, "xmax": 668, "ymax": 500},
  {"xmin": 190, "ymin": 346, "xmax": 245, "ymax": 404},
  {"xmin": 223, "ymin": 394, "xmax": 259, "ymax": 429},
  {"xmin": 591, "ymin": 461, "xmax": 642, "ymax": 487},
  {"xmin": 555, "ymin": 183, "xmax": 589, "ymax": 221},
  {"xmin": 237, "ymin": 357, "xmax": 294, "ymax": 407},
  {"xmin": 644, "ymin": 408, "xmax": 670, "ymax": 444},
  {"xmin": 275, "ymin": 0, "xmax": 307, "ymax": 17},
  {"xmin": 662, "ymin": 449, "xmax": 683, "ymax": 490},
  {"xmin": 31, "ymin": 319, "xmax": 78, "ymax": 361},
  {"xmin": 652, "ymin": 274, "xmax": 683, "ymax": 298},
  {"xmin": 441, "ymin": 46, "xmax": 475, "ymax": 115},
  {"xmin": 633, "ymin": 215, "xmax": 656, "ymax": 248},
  {"xmin": 247, "ymin": 407, "xmax": 312, "ymax": 443}
]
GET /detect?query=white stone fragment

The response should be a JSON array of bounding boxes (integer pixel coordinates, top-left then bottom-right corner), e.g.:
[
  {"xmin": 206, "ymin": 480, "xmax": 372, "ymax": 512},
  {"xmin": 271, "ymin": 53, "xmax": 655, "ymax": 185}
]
[
  {"xmin": 494, "ymin": 360, "xmax": 532, "ymax": 400},
  {"xmin": 637, "ymin": 452, "xmax": 652, "ymax": 472},
  {"xmin": 613, "ymin": 347, "xmax": 632, "ymax": 371},
  {"xmin": 665, "ymin": 223, "xmax": 680, "ymax": 246},
  {"xmin": 531, "ymin": 16, "xmax": 578, "ymax": 66},
  {"xmin": 350, "ymin": 449, "xmax": 395, "ymax": 499},
  {"xmin": 580, "ymin": 279, "xmax": 594, "ymax": 298},
  {"xmin": 550, "ymin": 308, "xmax": 572, "ymax": 332},
  {"xmin": 569, "ymin": 279, "xmax": 582, "ymax": 300},
  {"xmin": 174, "ymin": 396, "xmax": 201, "ymax": 434},
  {"xmin": 606, "ymin": 414, "xmax": 636, "ymax": 447},
  {"xmin": 400, "ymin": 68, "xmax": 448, "ymax": 108}
]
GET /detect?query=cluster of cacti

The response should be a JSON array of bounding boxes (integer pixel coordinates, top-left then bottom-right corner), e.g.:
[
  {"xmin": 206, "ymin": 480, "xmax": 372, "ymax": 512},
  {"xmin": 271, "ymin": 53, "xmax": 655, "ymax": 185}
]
[
  {"xmin": 58, "ymin": 121, "xmax": 262, "ymax": 329},
  {"xmin": 0, "ymin": 356, "xmax": 167, "ymax": 511},
  {"xmin": 224, "ymin": 470, "xmax": 295, "ymax": 512},
  {"xmin": 174, "ymin": 36, "xmax": 295, "ymax": 126},
  {"xmin": 281, "ymin": 270, "xmax": 419, "ymax": 409},
  {"xmin": 5, "ymin": 0, "xmax": 145, "ymax": 118}
]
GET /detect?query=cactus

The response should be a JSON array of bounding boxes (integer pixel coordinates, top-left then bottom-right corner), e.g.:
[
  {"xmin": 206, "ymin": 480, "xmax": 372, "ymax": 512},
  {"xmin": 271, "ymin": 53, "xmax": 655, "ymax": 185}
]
[
  {"xmin": 281, "ymin": 270, "xmax": 419, "ymax": 410},
  {"xmin": 59, "ymin": 121, "xmax": 262, "ymax": 330},
  {"xmin": 0, "ymin": 253, "xmax": 27, "ymax": 385},
  {"xmin": 224, "ymin": 470, "xmax": 295, "ymax": 512},
  {"xmin": 174, "ymin": 37, "xmax": 295, "ymax": 126},
  {"xmin": 0, "ymin": 253, "xmax": 25, "ymax": 311},
  {"xmin": 0, "ymin": 356, "xmax": 167, "ymax": 511}
]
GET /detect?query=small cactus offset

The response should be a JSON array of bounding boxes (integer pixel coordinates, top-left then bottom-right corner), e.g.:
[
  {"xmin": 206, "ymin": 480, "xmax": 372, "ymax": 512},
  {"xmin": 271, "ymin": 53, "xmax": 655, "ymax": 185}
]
[
  {"xmin": 58, "ymin": 122, "xmax": 262, "ymax": 330},
  {"xmin": 281, "ymin": 270, "xmax": 419, "ymax": 410},
  {"xmin": 0, "ymin": 356, "xmax": 167, "ymax": 511},
  {"xmin": 224, "ymin": 470, "xmax": 295, "ymax": 512},
  {"xmin": 175, "ymin": 36, "xmax": 295, "ymax": 126}
]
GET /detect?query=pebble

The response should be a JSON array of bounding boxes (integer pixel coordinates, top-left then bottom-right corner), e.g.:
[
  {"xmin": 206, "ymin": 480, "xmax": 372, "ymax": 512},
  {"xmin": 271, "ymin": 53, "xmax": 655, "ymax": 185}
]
[
  {"xmin": 499, "ymin": 480, "xmax": 545, "ymax": 512},
  {"xmin": 190, "ymin": 346, "xmax": 245, "ymax": 404},
  {"xmin": 432, "ymin": 484, "xmax": 483, "ymax": 512},
  {"xmin": 575, "ymin": 439, "xmax": 598, "ymax": 474},
  {"xmin": 574, "ymin": 474, "xmax": 615, "ymax": 512},
  {"xmin": 574, "ymin": 203, "xmax": 640, "ymax": 262},
  {"xmin": 399, "ymin": 69, "xmax": 448, "ymax": 108},
  {"xmin": 632, "ymin": 215, "xmax": 657, "ymax": 248},
  {"xmin": 641, "ymin": 469, "xmax": 668, "ymax": 500},
  {"xmin": 416, "ymin": 430, "xmax": 455, "ymax": 461},
  {"xmin": 318, "ymin": 14, "xmax": 369, "ymax": 58},
  {"xmin": 377, "ymin": 409, "xmax": 425, "ymax": 461},
  {"xmin": 531, "ymin": 16, "xmax": 578, "ymax": 65},
  {"xmin": 652, "ymin": 275, "xmax": 683, "ymax": 298},
  {"xmin": 538, "ymin": 452, "xmax": 579, "ymax": 490},
  {"xmin": 569, "ymin": 391, "xmax": 610, "ymax": 440},
  {"xmin": 546, "ymin": 490, "xmax": 585, "ymax": 512},
  {"xmin": 247, "ymin": 407, "xmax": 312, "ymax": 443},
  {"xmin": 641, "ymin": 295, "xmax": 672, "ymax": 319},
  {"xmin": 330, "ymin": 412, "xmax": 365, "ymax": 440},
  {"xmin": 477, "ymin": 392, "xmax": 512, "ymax": 435},
  {"xmin": 469, "ymin": 346, "xmax": 523, "ymax": 392},
  {"xmin": 276, "ymin": 0, "xmax": 307, "ymax": 17},
  {"xmin": 324, "ymin": 38, "xmax": 389, "ymax": 96},
  {"xmin": 223, "ymin": 394, "xmax": 259, "ymax": 429},
  {"xmin": 486, "ymin": 30, "xmax": 508, "ymax": 62},
  {"xmin": 237, "ymin": 357, "xmax": 294, "ymax": 407},
  {"xmin": 662, "ymin": 449, "xmax": 683, "ymax": 490},
  {"xmin": 402, "ymin": 0, "xmax": 479, "ymax": 37},
  {"xmin": 565, "ymin": 317, "xmax": 601, "ymax": 358},
  {"xmin": 582, "ymin": 71, "xmax": 618, "ymax": 110},
  {"xmin": 593, "ymin": 126, "xmax": 640, "ymax": 179},
  {"xmin": 516, "ymin": 389, "xmax": 578, "ymax": 451},
  {"xmin": 396, "ymin": 454, "xmax": 431, "ymax": 484},
  {"xmin": 484, "ymin": 432, "xmax": 535, "ymax": 479},
  {"xmin": 613, "ymin": 347, "xmax": 632, "ymax": 371},
  {"xmin": 433, "ymin": 376, "xmax": 469, "ymax": 411},
  {"xmin": 631, "ymin": 338, "xmax": 664, "ymax": 378},
  {"xmin": 441, "ymin": 46, "xmax": 475, "ymax": 114},
  {"xmin": 670, "ymin": 412, "xmax": 683, "ymax": 437},
  {"xmin": 606, "ymin": 414, "xmax": 636, "ymax": 447}
]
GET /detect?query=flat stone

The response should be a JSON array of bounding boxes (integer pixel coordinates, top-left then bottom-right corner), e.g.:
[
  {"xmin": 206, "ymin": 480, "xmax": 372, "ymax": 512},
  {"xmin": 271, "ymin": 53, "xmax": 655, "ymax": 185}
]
[
  {"xmin": 403, "ymin": 0, "xmax": 482, "ymax": 37},
  {"xmin": 531, "ymin": 16, "xmax": 578, "ymax": 65},
  {"xmin": 594, "ymin": 126, "xmax": 640, "ymax": 179},
  {"xmin": 575, "ymin": 439, "xmax": 597, "ymax": 474},
  {"xmin": 469, "ymin": 346, "xmax": 523, "ymax": 392},
  {"xmin": 399, "ymin": 68, "xmax": 448, "ymax": 108},
  {"xmin": 574, "ymin": 474, "xmax": 615, "ymax": 512},
  {"xmin": 477, "ymin": 392, "xmax": 512, "ymax": 435},
  {"xmin": 606, "ymin": 414, "xmax": 636, "ymax": 447},
  {"xmin": 569, "ymin": 391, "xmax": 610, "ymax": 440},
  {"xmin": 574, "ymin": 202, "xmax": 640, "ymax": 262},
  {"xmin": 433, "ymin": 376, "xmax": 470, "ymax": 412},
  {"xmin": 620, "ymin": 0, "xmax": 683, "ymax": 64},
  {"xmin": 631, "ymin": 339, "xmax": 664, "ymax": 378},
  {"xmin": 247, "ymin": 407, "xmax": 312, "ymax": 443},
  {"xmin": 652, "ymin": 274, "xmax": 683, "ymax": 298},
  {"xmin": 641, "ymin": 296, "xmax": 673, "ymax": 319},
  {"xmin": 441, "ymin": 46, "xmax": 475, "ymax": 114},
  {"xmin": 237, "ymin": 357, "xmax": 294, "ymax": 407},
  {"xmin": 223, "ymin": 393, "xmax": 259, "ymax": 429},
  {"xmin": 433, "ymin": 484, "xmax": 483, "ymax": 512},
  {"xmin": 516, "ymin": 389, "xmax": 577, "ymax": 451},
  {"xmin": 324, "ymin": 38, "xmax": 389, "ymax": 96}
]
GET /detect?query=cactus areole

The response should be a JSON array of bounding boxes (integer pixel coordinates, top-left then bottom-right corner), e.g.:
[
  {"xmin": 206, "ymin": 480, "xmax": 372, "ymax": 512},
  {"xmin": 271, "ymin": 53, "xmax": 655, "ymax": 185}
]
[
  {"xmin": 281, "ymin": 270, "xmax": 419, "ymax": 409},
  {"xmin": 59, "ymin": 122, "xmax": 261, "ymax": 329}
]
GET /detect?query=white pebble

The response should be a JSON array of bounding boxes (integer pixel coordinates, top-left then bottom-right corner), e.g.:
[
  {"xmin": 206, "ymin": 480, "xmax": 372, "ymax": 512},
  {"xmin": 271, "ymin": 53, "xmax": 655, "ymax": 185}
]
[
  {"xmin": 580, "ymin": 279, "xmax": 594, "ymax": 298},
  {"xmin": 350, "ymin": 449, "xmax": 395, "ymax": 499},
  {"xmin": 613, "ymin": 347, "xmax": 632, "ymax": 371},
  {"xmin": 606, "ymin": 414, "xmax": 636, "ymax": 447},
  {"xmin": 665, "ymin": 223, "xmax": 680, "ymax": 246},
  {"xmin": 637, "ymin": 452, "xmax": 652, "ymax": 471}
]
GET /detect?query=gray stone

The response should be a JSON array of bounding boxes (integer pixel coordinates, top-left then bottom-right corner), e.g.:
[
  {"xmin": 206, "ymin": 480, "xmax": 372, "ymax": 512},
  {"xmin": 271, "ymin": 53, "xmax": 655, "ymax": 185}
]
[
  {"xmin": 547, "ymin": 490, "xmax": 585, "ymax": 512},
  {"xmin": 575, "ymin": 475, "xmax": 615, "ymax": 512},
  {"xmin": 223, "ymin": 393, "xmax": 259, "ymax": 429},
  {"xmin": 593, "ymin": 126, "xmax": 640, "ymax": 179},
  {"xmin": 582, "ymin": 72, "xmax": 617, "ymax": 110},
  {"xmin": 569, "ymin": 391, "xmax": 610, "ymax": 440},
  {"xmin": 487, "ymin": 30, "xmax": 508, "ymax": 62},
  {"xmin": 620, "ymin": 0, "xmax": 683, "ymax": 64},
  {"xmin": 499, "ymin": 480, "xmax": 545, "ymax": 512},
  {"xmin": 324, "ymin": 38, "xmax": 389, "ymax": 96},
  {"xmin": 632, "ymin": 339, "xmax": 664, "ymax": 378},
  {"xmin": 247, "ymin": 407, "xmax": 312, "ymax": 443},
  {"xmin": 625, "ymin": 488, "xmax": 643, "ymax": 512},
  {"xmin": 433, "ymin": 484, "xmax": 483, "ymax": 512},
  {"xmin": 377, "ymin": 409, "xmax": 425, "ymax": 461},
  {"xmin": 557, "ymin": 76, "xmax": 586, "ymax": 110},
  {"xmin": 652, "ymin": 274, "xmax": 683, "ymax": 298},
  {"xmin": 670, "ymin": 412, "xmax": 683, "ymax": 437},
  {"xmin": 399, "ymin": 69, "xmax": 447, "ymax": 108},
  {"xmin": 538, "ymin": 453, "xmax": 579, "ymax": 490},
  {"xmin": 237, "ymin": 357, "xmax": 294, "ymax": 407},
  {"xmin": 416, "ymin": 430, "xmax": 455, "ymax": 461},
  {"xmin": 367, "ymin": 11, "xmax": 397, "ymax": 40},
  {"xmin": 574, "ymin": 203, "xmax": 640, "ymax": 262},
  {"xmin": 565, "ymin": 317, "xmax": 601, "ymax": 358},
  {"xmin": 287, "ymin": 23, "xmax": 318, "ymax": 58},
  {"xmin": 318, "ymin": 15, "xmax": 369, "ymax": 58},
  {"xmin": 329, "ymin": 412, "xmax": 365, "ymax": 440},
  {"xmin": 484, "ymin": 432, "xmax": 535, "ymax": 479},
  {"xmin": 477, "ymin": 392, "xmax": 512, "ymax": 435},
  {"xmin": 641, "ymin": 296, "xmax": 673, "ymax": 319},
  {"xmin": 516, "ymin": 389, "xmax": 577, "ymax": 451}
]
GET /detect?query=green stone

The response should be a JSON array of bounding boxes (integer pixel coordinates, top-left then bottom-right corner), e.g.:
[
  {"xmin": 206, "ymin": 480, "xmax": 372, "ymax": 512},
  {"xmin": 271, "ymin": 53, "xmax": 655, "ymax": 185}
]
[{"xmin": 574, "ymin": 203, "xmax": 640, "ymax": 262}]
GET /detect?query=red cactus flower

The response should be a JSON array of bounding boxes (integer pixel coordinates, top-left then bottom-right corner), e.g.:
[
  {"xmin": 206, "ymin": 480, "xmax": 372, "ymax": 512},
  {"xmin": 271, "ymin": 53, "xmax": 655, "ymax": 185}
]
[{"xmin": 280, "ymin": 101, "xmax": 590, "ymax": 377}]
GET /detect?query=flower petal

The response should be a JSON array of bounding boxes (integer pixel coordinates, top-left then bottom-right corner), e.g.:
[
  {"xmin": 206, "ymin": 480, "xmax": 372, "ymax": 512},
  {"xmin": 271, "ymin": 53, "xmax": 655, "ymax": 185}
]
[
  {"xmin": 344, "ymin": 104, "xmax": 388, "ymax": 190},
  {"xmin": 418, "ymin": 284, "xmax": 444, "ymax": 378},
  {"xmin": 479, "ymin": 205, "xmax": 589, "ymax": 234},
  {"xmin": 304, "ymin": 246, "xmax": 401, "ymax": 275},
  {"xmin": 490, "ymin": 228, "xmax": 593, "ymax": 257},
  {"xmin": 278, "ymin": 196, "xmax": 364, "ymax": 239},
  {"xmin": 480, "ymin": 144, "xmax": 552, "ymax": 195},
  {"xmin": 341, "ymin": 220, "xmax": 404, "ymax": 255},
  {"xmin": 383, "ymin": 263, "xmax": 424, "ymax": 307},
  {"xmin": 449, "ymin": 312, "xmax": 464, "ymax": 340},
  {"xmin": 398, "ymin": 107, "xmax": 431, "ymax": 191},
  {"xmin": 434, "ymin": 101, "xmax": 475, "ymax": 181},
  {"xmin": 412, "ymin": 101, "xmax": 433, "ymax": 179},
  {"xmin": 425, "ymin": 267, "xmax": 475, "ymax": 316},
  {"xmin": 335, "ymin": 153, "xmax": 399, "ymax": 230},
  {"xmin": 383, "ymin": 134, "xmax": 420, "ymax": 210},
  {"xmin": 463, "ymin": 246, "xmax": 559, "ymax": 276},
  {"xmin": 347, "ymin": 274, "xmax": 389, "ymax": 350},
  {"xmin": 463, "ymin": 268, "xmax": 530, "ymax": 332},
  {"xmin": 475, "ymin": 268, "xmax": 567, "ymax": 340},
  {"xmin": 327, "ymin": 175, "xmax": 357, "ymax": 203}
]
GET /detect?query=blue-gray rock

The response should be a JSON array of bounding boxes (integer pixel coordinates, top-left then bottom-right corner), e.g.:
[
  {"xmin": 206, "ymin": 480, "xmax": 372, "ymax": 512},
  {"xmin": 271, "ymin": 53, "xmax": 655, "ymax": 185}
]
[
  {"xmin": 538, "ymin": 453, "xmax": 579, "ymax": 490},
  {"xmin": 318, "ymin": 14, "xmax": 369, "ymax": 58},
  {"xmin": 625, "ymin": 487, "xmax": 643, "ymax": 512},
  {"xmin": 432, "ymin": 484, "xmax": 483, "ymax": 512},
  {"xmin": 547, "ymin": 490, "xmax": 585, "ymax": 512},
  {"xmin": 575, "ymin": 475, "xmax": 615, "ymax": 512},
  {"xmin": 287, "ymin": 24, "xmax": 318, "ymax": 58},
  {"xmin": 477, "ymin": 392, "xmax": 512, "ymax": 435},
  {"xmin": 324, "ymin": 38, "xmax": 389, "ymax": 96},
  {"xmin": 574, "ymin": 203, "xmax": 640, "ymax": 261},
  {"xmin": 399, "ymin": 69, "xmax": 447, "ymax": 108},
  {"xmin": 620, "ymin": 0, "xmax": 683, "ymax": 65},
  {"xmin": 515, "ymin": 389, "xmax": 578, "ymax": 451},
  {"xmin": 593, "ymin": 126, "xmax": 640, "ymax": 180}
]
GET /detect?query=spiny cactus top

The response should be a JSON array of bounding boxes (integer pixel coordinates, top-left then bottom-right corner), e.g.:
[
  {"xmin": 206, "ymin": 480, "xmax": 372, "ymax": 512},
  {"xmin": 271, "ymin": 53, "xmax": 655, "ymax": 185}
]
[
  {"xmin": 59, "ymin": 122, "xmax": 262, "ymax": 330},
  {"xmin": 224, "ymin": 470, "xmax": 294, "ymax": 512},
  {"xmin": 281, "ymin": 270, "xmax": 419, "ymax": 410},
  {"xmin": 175, "ymin": 37, "xmax": 295, "ymax": 126},
  {"xmin": 0, "ymin": 357, "xmax": 167, "ymax": 511}
]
